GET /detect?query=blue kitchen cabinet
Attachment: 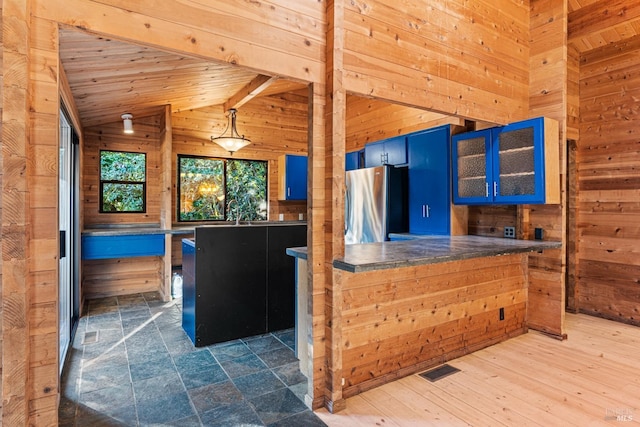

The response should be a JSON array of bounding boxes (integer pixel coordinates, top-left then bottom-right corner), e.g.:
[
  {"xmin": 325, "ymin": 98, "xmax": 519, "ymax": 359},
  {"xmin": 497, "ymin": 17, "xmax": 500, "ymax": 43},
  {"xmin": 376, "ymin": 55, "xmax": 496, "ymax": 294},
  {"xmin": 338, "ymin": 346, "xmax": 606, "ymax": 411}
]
[
  {"xmin": 81, "ymin": 233, "xmax": 165, "ymax": 259},
  {"xmin": 452, "ymin": 117, "xmax": 559, "ymax": 205},
  {"xmin": 364, "ymin": 136, "xmax": 407, "ymax": 167},
  {"xmin": 451, "ymin": 128, "xmax": 496, "ymax": 205},
  {"xmin": 407, "ymin": 126, "xmax": 452, "ymax": 235},
  {"xmin": 346, "ymin": 150, "xmax": 363, "ymax": 171},
  {"xmin": 278, "ymin": 154, "xmax": 307, "ymax": 200}
]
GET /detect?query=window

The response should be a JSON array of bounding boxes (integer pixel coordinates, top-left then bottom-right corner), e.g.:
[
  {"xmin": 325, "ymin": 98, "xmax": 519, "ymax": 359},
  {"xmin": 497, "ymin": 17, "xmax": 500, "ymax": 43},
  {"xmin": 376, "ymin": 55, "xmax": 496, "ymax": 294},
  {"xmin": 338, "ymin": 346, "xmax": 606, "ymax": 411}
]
[
  {"xmin": 178, "ymin": 155, "xmax": 267, "ymax": 222},
  {"xmin": 100, "ymin": 150, "xmax": 146, "ymax": 213}
]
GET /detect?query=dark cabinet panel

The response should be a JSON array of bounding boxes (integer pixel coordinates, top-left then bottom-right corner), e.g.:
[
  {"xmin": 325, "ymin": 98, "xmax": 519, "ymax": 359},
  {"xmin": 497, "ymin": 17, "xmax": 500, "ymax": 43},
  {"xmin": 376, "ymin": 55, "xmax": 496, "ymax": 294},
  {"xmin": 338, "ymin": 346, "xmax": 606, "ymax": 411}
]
[
  {"xmin": 195, "ymin": 227, "xmax": 267, "ymax": 345},
  {"xmin": 266, "ymin": 225, "xmax": 307, "ymax": 331},
  {"xmin": 182, "ymin": 224, "xmax": 306, "ymax": 347}
]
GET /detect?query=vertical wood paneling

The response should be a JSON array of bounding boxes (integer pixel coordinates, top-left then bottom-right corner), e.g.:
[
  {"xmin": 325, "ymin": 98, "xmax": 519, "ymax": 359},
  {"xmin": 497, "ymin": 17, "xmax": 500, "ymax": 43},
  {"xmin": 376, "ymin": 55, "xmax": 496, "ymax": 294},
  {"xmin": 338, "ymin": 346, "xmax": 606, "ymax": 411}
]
[{"xmin": 578, "ymin": 34, "xmax": 640, "ymax": 325}]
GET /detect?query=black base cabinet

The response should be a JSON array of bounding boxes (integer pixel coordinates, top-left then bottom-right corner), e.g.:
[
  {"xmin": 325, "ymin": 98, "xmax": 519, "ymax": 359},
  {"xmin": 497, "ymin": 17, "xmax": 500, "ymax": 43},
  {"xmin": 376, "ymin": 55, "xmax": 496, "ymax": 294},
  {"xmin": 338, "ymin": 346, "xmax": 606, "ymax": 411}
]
[{"xmin": 182, "ymin": 224, "xmax": 306, "ymax": 347}]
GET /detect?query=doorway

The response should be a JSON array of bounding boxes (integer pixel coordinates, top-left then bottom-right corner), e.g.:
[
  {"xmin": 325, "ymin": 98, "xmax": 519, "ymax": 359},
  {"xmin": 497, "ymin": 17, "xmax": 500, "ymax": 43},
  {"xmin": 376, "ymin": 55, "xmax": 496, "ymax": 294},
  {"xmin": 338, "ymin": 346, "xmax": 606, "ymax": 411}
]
[{"xmin": 59, "ymin": 106, "xmax": 80, "ymax": 373}]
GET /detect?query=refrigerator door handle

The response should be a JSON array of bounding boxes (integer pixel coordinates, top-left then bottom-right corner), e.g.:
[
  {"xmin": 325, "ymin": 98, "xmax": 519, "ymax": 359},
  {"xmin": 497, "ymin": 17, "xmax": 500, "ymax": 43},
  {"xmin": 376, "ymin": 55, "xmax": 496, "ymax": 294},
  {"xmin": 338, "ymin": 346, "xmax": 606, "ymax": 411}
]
[{"xmin": 344, "ymin": 187, "xmax": 350, "ymax": 233}]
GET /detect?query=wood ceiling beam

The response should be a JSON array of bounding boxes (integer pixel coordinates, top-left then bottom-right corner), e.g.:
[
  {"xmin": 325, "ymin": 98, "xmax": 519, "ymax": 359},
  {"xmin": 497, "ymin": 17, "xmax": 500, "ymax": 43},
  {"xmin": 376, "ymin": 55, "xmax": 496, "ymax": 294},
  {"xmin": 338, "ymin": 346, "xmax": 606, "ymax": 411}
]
[
  {"xmin": 223, "ymin": 74, "xmax": 278, "ymax": 112},
  {"xmin": 569, "ymin": 0, "xmax": 640, "ymax": 42}
]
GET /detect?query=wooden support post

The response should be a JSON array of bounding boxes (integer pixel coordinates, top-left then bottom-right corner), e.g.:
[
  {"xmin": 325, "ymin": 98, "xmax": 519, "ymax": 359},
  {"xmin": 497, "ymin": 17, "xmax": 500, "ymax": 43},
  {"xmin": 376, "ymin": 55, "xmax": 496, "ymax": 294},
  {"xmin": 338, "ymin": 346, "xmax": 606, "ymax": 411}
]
[{"xmin": 2, "ymin": 0, "xmax": 31, "ymax": 424}]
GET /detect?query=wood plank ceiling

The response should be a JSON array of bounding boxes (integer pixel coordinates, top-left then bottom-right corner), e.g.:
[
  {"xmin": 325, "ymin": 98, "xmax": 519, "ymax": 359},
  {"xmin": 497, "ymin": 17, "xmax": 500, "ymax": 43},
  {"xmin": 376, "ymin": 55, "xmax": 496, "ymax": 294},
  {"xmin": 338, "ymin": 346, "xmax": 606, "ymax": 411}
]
[
  {"xmin": 59, "ymin": 0, "xmax": 640, "ymax": 130},
  {"xmin": 568, "ymin": 0, "xmax": 640, "ymax": 52},
  {"xmin": 58, "ymin": 28, "xmax": 307, "ymax": 128}
]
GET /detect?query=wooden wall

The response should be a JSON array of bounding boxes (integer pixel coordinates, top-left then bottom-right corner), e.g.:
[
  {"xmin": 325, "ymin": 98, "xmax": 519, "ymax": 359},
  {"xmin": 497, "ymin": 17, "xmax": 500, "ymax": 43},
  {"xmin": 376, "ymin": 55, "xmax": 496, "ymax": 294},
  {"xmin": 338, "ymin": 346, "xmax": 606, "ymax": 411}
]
[
  {"xmin": 577, "ymin": 34, "xmax": 640, "ymax": 325},
  {"xmin": 341, "ymin": 253, "xmax": 529, "ymax": 397},
  {"xmin": 342, "ymin": 0, "xmax": 530, "ymax": 125},
  {"xmin": 81, "ymin": 116, "xmax": 164, "ymax": 298},
  {"xmin": 345, "ymin": 95, "xmax": 464, "ymax": 151},
  {"xmin": 171, "ymin": 92, "xmax": 310, "ymax": 224},
  {"xmin": 15, "ymin": 0, "xmax": 327, "ymax": 424}
]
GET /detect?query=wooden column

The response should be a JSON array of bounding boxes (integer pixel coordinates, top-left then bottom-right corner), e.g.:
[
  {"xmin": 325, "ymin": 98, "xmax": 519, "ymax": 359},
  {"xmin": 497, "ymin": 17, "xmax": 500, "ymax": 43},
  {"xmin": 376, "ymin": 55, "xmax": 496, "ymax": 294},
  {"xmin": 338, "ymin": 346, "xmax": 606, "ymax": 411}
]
[
  {"xmin": 526, "ymin": 0, "xmax": 567, "ymax": 338},
  {"xmin": 2, "ymin": 0, "xmax": 31, "ymax": 424},
  {"xmin": 160, "ymin": 105, "xmax": 173, "ymax": 301},
  {"xmin": 324, "ymin": 0, "xmax": 347, "ymax": 414},
  {"xmin": 307, "ymin": 82, "xmax": 329, "ymax": 411}
]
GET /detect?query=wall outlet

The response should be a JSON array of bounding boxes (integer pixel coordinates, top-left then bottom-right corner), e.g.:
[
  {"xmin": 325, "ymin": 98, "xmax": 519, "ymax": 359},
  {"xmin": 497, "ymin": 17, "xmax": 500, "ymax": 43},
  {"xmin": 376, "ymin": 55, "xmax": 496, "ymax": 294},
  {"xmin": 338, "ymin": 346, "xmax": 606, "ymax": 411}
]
[
  {"xmin": 504, "ymin": 226, "xmax": 515, "ymax": 239},
  {"xmin": 535, "ymin": 227, "xmax": 543, "ymax": 240}
]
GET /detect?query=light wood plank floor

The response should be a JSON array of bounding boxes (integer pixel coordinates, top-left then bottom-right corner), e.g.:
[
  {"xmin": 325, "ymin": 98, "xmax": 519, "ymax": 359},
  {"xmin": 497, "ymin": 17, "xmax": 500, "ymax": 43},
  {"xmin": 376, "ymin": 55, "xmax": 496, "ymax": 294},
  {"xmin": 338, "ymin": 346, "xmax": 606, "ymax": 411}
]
[{"xmin": 316, "ymin": 313, "xmax": 640, "ymax": 426}]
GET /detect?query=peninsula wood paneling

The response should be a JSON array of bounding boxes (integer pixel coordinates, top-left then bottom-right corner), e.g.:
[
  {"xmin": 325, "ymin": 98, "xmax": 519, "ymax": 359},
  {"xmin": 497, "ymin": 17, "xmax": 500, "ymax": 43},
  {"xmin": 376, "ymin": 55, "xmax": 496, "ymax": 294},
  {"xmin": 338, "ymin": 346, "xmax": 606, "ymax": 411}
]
[
  {"xmin": 340, "ymin": 254, "xmax": 529, "ymax": 397},
  {"xmin": 343, "ymin": 0, "xmax": 530, "ymax": 125},
  {"xmin": 577, "ymin": 34, "xmax": 640, "ymax": 325}
]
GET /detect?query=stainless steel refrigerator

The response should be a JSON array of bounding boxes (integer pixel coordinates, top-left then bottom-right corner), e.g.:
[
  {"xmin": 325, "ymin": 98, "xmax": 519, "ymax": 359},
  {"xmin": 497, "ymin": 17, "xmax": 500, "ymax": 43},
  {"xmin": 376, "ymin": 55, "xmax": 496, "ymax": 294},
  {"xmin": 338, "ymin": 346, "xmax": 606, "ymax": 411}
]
[{"xmin": 344, "ymin": 165, "xmax": 407, "ymax": 244}]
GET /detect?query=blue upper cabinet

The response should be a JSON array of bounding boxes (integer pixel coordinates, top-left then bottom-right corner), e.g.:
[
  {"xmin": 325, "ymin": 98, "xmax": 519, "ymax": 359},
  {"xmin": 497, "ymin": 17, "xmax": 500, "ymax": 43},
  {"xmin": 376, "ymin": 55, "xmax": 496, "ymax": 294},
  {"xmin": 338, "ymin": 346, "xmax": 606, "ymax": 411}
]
[
  {"xmin": 407, "ymin": 126, "xmax": 452, "ymax": 235},
  {"xmin": 345, "ymin": 150, "xmax": 364, "ymax": 171},
  {"xmin": 452, "ymin": 128, "xmax": 496, "ymax": 204},
  {"xmin": 278, "ymin": 154, "xmax": 307, "ymax": 201},
  {"xmin": 452, "ymin": 117, "xmax": 559, "ymax": 205},
  {"xmin": 364, "ymin": 136, "xmax": 407, "ymax": 167}
]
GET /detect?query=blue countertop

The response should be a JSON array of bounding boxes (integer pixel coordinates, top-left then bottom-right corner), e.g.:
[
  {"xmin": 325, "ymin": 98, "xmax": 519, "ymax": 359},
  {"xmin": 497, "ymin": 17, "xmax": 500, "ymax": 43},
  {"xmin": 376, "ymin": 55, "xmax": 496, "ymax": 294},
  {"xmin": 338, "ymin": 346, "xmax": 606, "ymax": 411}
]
[{"xmin": 287, "ymin": 235, "xmax": 561, "ymax": 273}]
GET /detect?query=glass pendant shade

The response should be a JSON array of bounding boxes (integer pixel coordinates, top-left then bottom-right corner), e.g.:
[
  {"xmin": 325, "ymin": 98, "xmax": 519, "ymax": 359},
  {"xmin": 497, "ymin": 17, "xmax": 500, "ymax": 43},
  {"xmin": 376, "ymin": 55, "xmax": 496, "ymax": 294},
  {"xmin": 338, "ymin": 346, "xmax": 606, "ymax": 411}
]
[{"xmin": 211, "ymin": 109, "xmax": 250, "ymax": 155}]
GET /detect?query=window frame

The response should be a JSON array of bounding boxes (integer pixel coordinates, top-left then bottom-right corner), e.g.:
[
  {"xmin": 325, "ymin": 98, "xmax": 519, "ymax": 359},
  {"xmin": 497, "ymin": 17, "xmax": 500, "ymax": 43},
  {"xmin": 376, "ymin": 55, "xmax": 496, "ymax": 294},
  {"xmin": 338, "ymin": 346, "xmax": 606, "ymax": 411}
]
[
  {"xmin": 99, "ymin": 150, "xmax": 147, "ymax": 213},
  {"xmin": 177, "ymin": 154, "xmax": 268, "ymax": 223}
]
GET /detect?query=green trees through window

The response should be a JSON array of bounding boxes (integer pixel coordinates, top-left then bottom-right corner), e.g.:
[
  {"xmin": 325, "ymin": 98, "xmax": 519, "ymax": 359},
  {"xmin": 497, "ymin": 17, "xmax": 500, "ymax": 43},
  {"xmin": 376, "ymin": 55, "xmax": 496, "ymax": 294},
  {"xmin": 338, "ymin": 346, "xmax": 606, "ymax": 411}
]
[
  {"xmin": 178, "ymin": 155, "xmax": 267, "ymax": 222},
  {"xmin": 100, "ymin": 150, "xmax": 146, "ymax": 212}
]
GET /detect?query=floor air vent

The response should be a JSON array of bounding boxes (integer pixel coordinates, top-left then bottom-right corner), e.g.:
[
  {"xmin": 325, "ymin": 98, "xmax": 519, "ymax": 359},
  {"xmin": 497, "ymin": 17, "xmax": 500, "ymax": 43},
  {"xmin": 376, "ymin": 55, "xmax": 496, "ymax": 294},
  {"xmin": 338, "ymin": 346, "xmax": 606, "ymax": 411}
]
[
  {"xmin": 83, "ymin": 331, "xmax": 98, "ymax": 345},
  {"xmin": 419, "ymin": 364, "xmax": 460, "ymax": 382}
]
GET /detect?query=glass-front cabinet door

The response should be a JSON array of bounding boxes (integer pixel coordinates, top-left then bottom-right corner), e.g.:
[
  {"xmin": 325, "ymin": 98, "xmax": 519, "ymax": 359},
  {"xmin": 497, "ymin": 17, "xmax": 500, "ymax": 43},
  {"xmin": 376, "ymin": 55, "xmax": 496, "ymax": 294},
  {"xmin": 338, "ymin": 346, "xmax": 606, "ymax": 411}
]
[
  {"xmin": 452, "ymin": 128, "xmax": 494, "ymax": 204},
  {"xmin": 452, "ymin": 117, "xmax": 559, "ymax": 205},
  {"xmin": 495, "ymin": 118, "xmax": 543, "ymax": 203}
]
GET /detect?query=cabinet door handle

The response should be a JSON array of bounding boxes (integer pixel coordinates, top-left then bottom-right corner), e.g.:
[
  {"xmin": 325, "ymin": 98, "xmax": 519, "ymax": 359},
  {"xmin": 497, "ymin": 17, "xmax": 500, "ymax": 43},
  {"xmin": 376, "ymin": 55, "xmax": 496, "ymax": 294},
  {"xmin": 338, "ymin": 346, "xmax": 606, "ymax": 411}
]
[
  {"xmin": 425, "ymin": 205, "xmax": 430, "ymax": 218},
  {"xmin": 493, "ymin": 181, "xmax": 497, "ymax": 197},
  {"xmin": 287, "ymin": 187, "xmax": 291, "ymax": 197},
  {"xmin": 422, "ymin": 205, "xmax": 426, "ymax": 217},
  {"xmin": 485, "ymin": 182, "xmax": 489, "ymax": 197}
]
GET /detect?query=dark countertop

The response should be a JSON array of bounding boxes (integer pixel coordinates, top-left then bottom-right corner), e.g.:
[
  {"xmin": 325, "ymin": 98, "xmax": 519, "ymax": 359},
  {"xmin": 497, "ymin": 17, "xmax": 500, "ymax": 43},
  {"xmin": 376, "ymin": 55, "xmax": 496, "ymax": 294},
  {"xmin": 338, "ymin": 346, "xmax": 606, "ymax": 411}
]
[
  {"xmin": 82, "ymin": 221, "xmax": 306, "ymax": 236},
  {"xmin": 287, "ymin": 235, "xmax": 561, "ymax": 273}
]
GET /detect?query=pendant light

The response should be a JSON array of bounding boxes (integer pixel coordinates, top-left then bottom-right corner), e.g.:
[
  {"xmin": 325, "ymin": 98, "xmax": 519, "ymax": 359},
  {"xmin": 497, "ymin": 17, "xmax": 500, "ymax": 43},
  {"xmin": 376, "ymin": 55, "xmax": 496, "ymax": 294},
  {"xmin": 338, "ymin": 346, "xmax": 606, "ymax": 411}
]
[{"xmin": 210, "ymin": 108, "xmax": 251, "ymax": 155}]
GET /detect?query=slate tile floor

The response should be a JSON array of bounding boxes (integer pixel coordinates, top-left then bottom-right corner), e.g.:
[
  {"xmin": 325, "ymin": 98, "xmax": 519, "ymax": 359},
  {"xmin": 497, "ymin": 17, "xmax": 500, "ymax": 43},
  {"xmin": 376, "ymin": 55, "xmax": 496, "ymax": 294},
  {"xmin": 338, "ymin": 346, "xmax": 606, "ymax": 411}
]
[{"xmin": 59, "ymin": 292, "xmax": 327, "ymax": 427}]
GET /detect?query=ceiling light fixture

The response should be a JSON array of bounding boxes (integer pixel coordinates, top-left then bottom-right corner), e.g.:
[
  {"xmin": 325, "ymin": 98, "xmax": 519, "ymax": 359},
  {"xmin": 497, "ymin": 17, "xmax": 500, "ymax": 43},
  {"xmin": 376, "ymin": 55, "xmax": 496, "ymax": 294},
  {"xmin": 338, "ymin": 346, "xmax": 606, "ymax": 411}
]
[
  {"xmin": 121, "ymin": 113, "xmax": 134, "ymax": 134},
  {"xmin": 211, "ymin": 108, "xmax": 251, "ymax": 155}
]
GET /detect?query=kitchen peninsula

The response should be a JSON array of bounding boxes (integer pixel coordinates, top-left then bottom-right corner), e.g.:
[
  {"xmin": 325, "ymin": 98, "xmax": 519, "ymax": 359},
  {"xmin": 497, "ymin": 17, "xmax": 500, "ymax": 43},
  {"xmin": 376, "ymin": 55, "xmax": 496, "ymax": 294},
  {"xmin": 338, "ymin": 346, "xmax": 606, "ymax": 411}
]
[{"xmin": 287, "ymin": 235, "xmax": 561, "ymax": 398}]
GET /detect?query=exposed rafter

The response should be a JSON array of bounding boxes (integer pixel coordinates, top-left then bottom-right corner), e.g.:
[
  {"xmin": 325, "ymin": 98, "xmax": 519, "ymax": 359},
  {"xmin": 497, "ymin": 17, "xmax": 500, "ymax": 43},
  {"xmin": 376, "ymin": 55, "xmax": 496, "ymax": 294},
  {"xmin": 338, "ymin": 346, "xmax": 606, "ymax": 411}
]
[{"xmin": 224, "ymin": 74, "xmax": 279, "ymax": 112}]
